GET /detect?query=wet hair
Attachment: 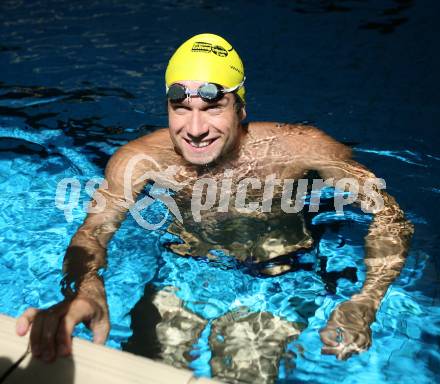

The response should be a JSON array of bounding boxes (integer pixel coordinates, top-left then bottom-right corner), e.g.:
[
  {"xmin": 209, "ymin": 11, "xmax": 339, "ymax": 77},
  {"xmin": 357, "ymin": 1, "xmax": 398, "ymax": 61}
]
[{"xmin": 233, "ymin": 92, "xmax": 245, "ymax": 115}]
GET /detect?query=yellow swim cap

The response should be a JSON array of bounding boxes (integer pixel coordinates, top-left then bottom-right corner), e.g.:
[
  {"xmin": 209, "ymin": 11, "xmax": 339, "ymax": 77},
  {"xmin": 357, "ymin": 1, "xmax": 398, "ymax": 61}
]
[{"xmin": 165, "ymin": 33, "xmax": 245, "ymax": 103}]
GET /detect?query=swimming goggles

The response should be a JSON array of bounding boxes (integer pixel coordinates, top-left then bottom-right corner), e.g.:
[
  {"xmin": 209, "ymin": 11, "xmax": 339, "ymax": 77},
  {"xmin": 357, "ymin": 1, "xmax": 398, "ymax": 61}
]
[{"xmin": 166, "ymin": 78, "xmax": 245, "ymax": 103}]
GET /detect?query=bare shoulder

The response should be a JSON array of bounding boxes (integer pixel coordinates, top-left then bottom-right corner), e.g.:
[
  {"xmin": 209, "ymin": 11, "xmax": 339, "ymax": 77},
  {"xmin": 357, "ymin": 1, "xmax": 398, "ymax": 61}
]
[
  {"xmin": 105, "ymin": 128, "xmax": 178, "ymax": 180},
  {"xmin": 118, "ymin": 128, "xmax": 172, "ymax": 155},
  {"xmin": 246, "ymin": 121, "xmax": 352, "ymax": 160},
  {"xmin": 247, "ymin": 121, "xmax": 338, "ymax": 139},
  {"xmin": 245, "ymin": 121, "xmax": 325, "ymax": 141}
]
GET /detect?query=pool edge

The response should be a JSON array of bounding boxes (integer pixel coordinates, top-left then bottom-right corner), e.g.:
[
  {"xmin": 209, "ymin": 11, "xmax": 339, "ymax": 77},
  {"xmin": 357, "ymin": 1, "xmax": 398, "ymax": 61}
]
[{"xmin": 0, "ymin": 314, "xmax": 223, "ymax": 384}]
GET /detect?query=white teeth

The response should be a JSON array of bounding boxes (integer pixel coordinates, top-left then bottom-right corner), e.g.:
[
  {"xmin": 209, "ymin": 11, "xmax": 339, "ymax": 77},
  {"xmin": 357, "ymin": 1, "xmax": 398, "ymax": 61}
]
[{"xmin": 189, "ymin": 140, "xmax": 212, "ymax": 148}]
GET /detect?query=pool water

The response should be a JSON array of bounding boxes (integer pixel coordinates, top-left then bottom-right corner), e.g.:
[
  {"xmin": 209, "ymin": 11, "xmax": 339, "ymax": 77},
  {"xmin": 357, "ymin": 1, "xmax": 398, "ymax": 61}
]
[{"xmin": 0, "ymin": 1, "xmax": 439, "ymax": 383}]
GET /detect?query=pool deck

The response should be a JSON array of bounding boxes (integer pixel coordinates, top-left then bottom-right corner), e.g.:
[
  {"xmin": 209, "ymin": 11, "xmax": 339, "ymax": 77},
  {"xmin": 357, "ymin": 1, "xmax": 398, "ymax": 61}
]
[{"xmin": 0, "ymin": 314, "xmax": 223, "ymax": 384}]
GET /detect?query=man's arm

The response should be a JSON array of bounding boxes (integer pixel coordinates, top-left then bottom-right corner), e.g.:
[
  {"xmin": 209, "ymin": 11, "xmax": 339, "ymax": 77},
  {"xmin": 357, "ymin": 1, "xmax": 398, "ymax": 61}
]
[
  {"xmin": 316, "ymin": 157, "xmax": 414, "ymax": 359},
  {"xmin": 16, "ymin": 144, "xmax": 151, "ymax": 362},
  {"xmin": 285, "ymin": 125, "xmax": 414, "ymax": 359}
]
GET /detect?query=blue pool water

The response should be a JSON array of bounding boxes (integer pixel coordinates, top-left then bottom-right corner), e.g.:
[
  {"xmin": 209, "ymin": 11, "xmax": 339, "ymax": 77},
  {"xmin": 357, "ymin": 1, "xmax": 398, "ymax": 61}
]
[{"xmin": 0, "ymin": 1, "xmax": 439, "ymax": 383}]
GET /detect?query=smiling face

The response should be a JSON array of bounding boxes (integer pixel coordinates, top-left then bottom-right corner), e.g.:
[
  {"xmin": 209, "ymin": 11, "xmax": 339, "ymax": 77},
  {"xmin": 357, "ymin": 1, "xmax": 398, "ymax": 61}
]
[{"xmin": 167, "ymin": 81, "xmax": 246, "ymax": 166}]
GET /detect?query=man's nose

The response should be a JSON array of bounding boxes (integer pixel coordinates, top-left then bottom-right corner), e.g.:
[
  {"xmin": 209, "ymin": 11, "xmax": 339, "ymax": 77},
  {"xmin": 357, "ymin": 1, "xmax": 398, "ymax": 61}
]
[{"xmin": 187, "ymin": 110, "xmax": 209, "ymax": 140}]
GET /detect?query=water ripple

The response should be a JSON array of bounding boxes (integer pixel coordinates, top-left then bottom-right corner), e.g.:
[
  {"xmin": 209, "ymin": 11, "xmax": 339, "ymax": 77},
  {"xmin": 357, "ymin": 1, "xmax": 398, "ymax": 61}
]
[{"xmin": 354, "ymin": 148, "xmax": 428, "ymax": 167}]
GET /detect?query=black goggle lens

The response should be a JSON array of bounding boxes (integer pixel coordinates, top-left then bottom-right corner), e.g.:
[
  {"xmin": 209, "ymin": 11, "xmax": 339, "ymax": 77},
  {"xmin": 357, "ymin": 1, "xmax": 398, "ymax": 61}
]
[
  {"xmin": 198, "ymin": 83, "xmax": 221, "ymax": 101},
  {"xmin": 167, "ymin": 83, "xmax": 224, "ymax": 102},
  {"xmin": 167, "ymin": 84, "xmax": 187, "ymax": 102}
]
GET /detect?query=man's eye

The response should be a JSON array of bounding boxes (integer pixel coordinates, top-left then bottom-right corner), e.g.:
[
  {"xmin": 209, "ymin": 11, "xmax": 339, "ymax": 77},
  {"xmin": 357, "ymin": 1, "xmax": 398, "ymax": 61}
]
[
  {"xmin": 206, "ymin": 105, "xmax": 221, "ymax": 111},
  {"xmin": 173, "ymin": 105, "xmax": 190, "ymax": 111}
]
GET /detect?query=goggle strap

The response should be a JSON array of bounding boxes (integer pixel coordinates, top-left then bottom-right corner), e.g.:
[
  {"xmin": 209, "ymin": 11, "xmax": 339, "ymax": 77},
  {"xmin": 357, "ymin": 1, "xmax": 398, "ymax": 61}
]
[
  {"xmin": 165, "ymin": 77, "xmax": 246, "ymax": 94},
  {"xmin": 221, "ymin": 77, "xmax": 246, "ymax": 93}
]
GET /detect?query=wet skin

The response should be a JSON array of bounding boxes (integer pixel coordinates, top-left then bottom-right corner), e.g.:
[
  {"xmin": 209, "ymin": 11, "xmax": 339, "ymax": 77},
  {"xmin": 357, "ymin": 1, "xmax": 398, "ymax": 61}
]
[{"xmin": 16, "ymin": 82, "xmax": 413, "ymax": 363}]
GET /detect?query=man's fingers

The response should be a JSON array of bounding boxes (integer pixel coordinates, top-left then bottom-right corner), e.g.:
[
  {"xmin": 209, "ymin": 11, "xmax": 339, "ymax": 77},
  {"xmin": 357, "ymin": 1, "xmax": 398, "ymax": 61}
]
[
  {"xmin": 321, "ymin": 345, "xmax": 341, "ymax": 356},
  {"xmin": 21, "ymin": 297, "xmax": 109, "ymax": 361},
  {"xmin": 319, "ymin": 327, "xmax": 339, "ymax": 347},
  {"xmin": 27, "ymin": 303, "xmax": 69, "ymax": 361},
  {"xmin": 69, "ymin": 297, "xmax": 109, "ymax": 345},
  {"xmin": 322, "ymin": 342, "xmax": 360, "ymax": 360},
  {"xmin": 322, "ymin": 344, "xmax": 348, "ymax": 360},
  {"xmin": 16, "ymin": 307, "xmax": 39, "ymax": 336},
  {"xmin": 56, "ymin": 317, "xmax": 74, "ymax": 357},
  {"xmin": 39, "ymin": 311, "xmax": 64, "ymax": 362},
  {"xmin": 29, "ymin": 313, "xmax": 44, "ymax": 357},
  {"xmin": 55, "ymin": 298, "xmax": 109, "ymax": 353},
  {"xmin": 91, "ymin": 319, "xmax": 110, "ymax": 344},
  {"xmin": 54, "ymin": 300, "xmax": 95, "ymax": 357}
]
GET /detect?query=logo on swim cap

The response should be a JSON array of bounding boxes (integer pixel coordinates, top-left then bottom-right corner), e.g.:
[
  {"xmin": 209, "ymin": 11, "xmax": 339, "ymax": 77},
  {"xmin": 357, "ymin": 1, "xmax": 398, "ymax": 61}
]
[
  {"xmin": 191, "ymin": 42, "xmax": 229, "ymax": 57},
  {"xmin": 211, "ymin": 45, "xmax": 228, "ymax": 57},
  {"xmin": 192, "ymin": 41, "xmax": 212, "ymax": 54},
  {"xmin": 229, "ymin": 65, "xmax": 244, "ymax": 75}
]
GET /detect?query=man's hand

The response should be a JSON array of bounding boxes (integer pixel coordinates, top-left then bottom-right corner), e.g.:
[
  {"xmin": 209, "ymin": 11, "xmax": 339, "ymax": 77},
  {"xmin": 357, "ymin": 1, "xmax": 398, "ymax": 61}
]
[
  {"xmin": 319, "ymin": 297, "xmax": 375, "ymax": 360},
  {"xmin": 16, "ymin": 292, "xmax": 109, "ymax": 363}
]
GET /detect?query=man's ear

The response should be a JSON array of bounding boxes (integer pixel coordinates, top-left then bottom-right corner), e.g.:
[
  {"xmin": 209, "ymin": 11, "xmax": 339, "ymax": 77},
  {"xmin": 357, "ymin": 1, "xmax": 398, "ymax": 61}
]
[{"xmin": 240, "ymin": 107, "xmax": 247, "ymax": 121}]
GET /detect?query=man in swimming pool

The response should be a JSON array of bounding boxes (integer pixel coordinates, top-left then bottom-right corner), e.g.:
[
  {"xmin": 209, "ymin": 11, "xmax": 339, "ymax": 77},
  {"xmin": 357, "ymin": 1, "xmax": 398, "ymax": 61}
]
[{"xmin": 16, "ymin": 34, "xmax": 413, "ymax": 372}]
